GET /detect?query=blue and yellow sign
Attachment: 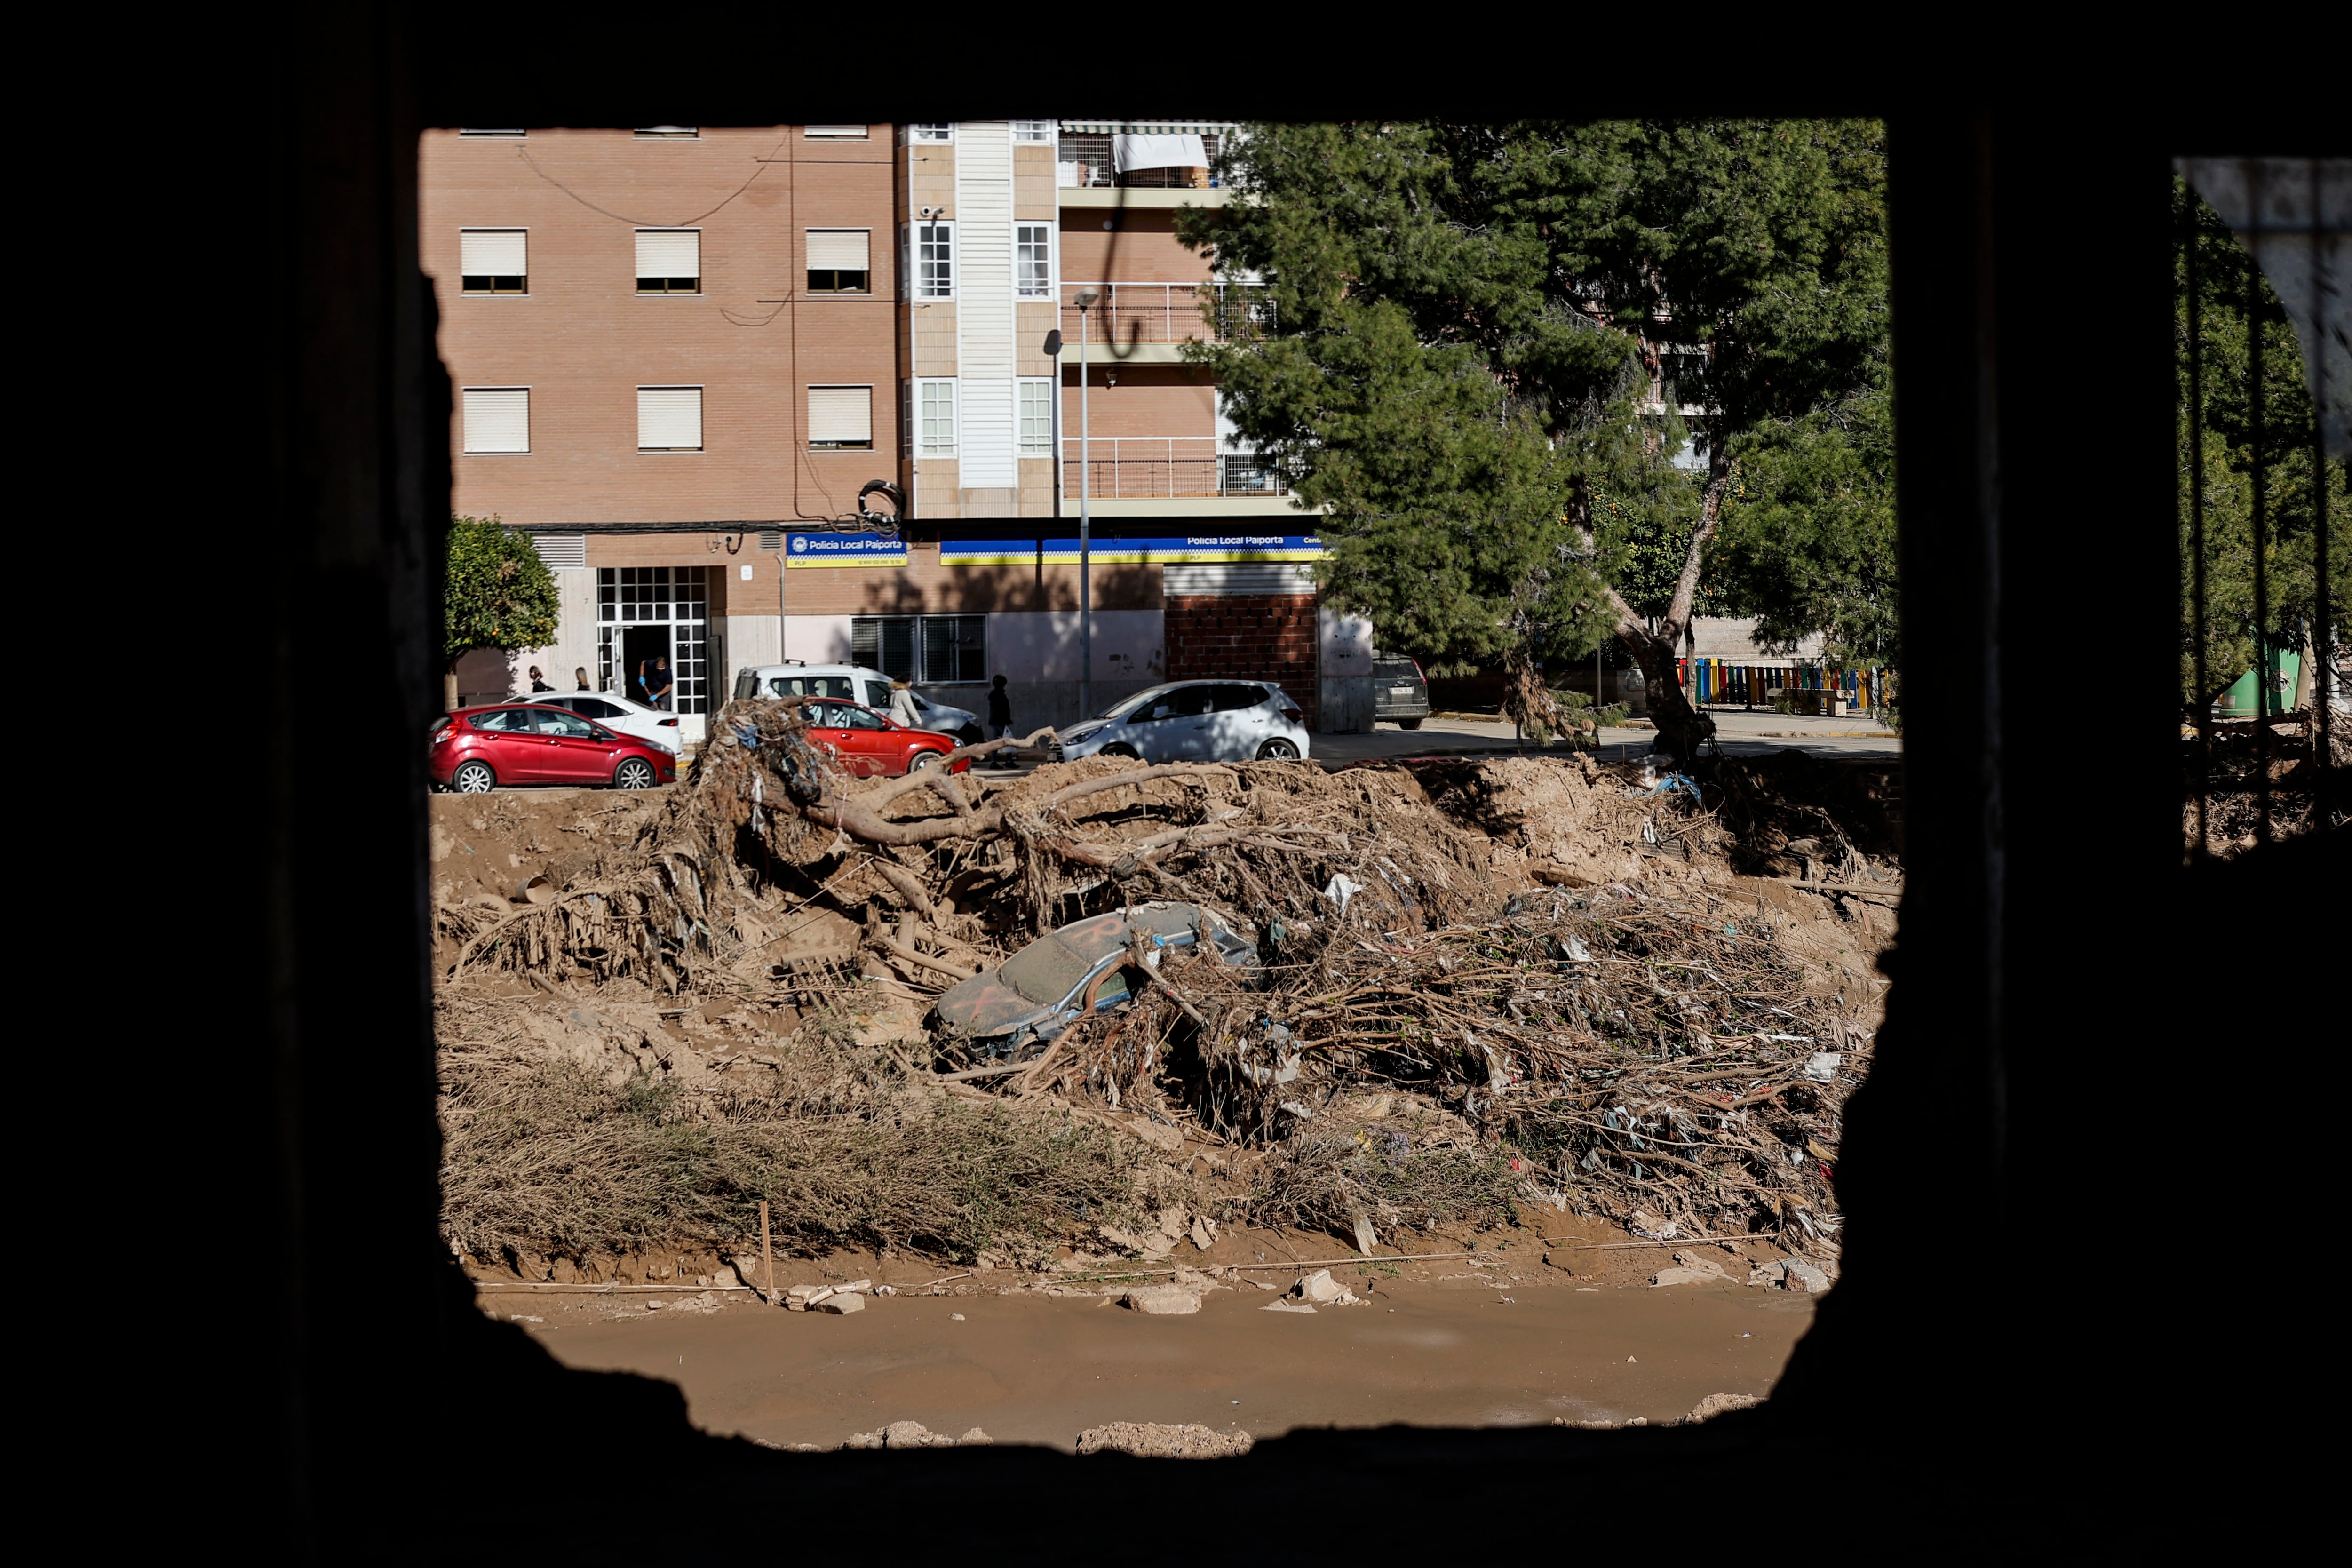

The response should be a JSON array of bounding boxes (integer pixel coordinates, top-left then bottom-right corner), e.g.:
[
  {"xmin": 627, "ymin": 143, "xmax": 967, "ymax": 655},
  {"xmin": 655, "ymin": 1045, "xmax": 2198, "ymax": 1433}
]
[
  {"xmin": 787, "ymin": 532, "xmax": 908, "ymax": 568},
  {"xmin": 940, "ymin": 534, "xmax": 1325, "ymax": 566}
]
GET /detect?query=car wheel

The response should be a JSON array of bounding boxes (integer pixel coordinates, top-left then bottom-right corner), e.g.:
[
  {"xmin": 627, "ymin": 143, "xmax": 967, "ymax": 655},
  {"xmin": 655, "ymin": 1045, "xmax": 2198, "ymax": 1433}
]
[
  {"xmin": 1399, "ymin": 716, "xmax": 1424, "ymax": 730},
  {"xmin": 613, "ymin": 757, "xmax": 657, "ymax": 790},
  {"xmin": 1102, "ymin": 743, "xmax": 1140, "ymax": 760},
  {"xmin": 958, "ymin": 724, "xmax": 984, "ymax": 746},
  {"xmin": 1256, "ymin": 738, "xmax": 1302, "ymax": 761},
  {"xmin": 453, "ymin": 761, "xmax": 496, "ymax": 793},
  {"xmin": 909, "ymin": 750, "xmax": 941, "ymax": 771}
]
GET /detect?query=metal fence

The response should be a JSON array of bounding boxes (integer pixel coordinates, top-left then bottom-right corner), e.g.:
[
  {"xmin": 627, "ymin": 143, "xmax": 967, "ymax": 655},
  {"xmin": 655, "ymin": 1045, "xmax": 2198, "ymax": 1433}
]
[
  {"xmin": 1060, "ymin": 282, "xmax": 1271, "ymax": 345},
  {"xmin": 1058, "ymin": 440, "xmax": 1291, "ymax": 499},
  {"xmin": 2173, "ymin": 161, "xmax": 2348, "ymax": 860}
]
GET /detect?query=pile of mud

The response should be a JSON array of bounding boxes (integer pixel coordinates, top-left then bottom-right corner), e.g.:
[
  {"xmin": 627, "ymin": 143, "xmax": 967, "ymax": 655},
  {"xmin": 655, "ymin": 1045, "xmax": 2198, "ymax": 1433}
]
[{"xmin": 434, "ymin": 707, "xmax": 1896, "ymax": 1282}]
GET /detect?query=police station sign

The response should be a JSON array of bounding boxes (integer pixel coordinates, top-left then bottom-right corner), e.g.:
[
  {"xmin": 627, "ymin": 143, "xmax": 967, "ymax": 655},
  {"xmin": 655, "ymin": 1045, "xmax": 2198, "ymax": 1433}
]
[
  {"xmin": 786, "ymin": 532, "xmax": 909, "ymax": 568},
  {"xmin": 939, "ymin": 534, "xmax": 1326, "ymax": 566}
]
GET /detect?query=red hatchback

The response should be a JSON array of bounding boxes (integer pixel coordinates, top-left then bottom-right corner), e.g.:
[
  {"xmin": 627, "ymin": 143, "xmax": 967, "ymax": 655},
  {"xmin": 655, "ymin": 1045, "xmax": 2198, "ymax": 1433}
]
[
  {"xmin": 430, "ymin": 704, "xmax": 680, "ymax": 793},
  {"xmin": 803, "ymin": 700, "xmax": 971, "ymax": 778}
]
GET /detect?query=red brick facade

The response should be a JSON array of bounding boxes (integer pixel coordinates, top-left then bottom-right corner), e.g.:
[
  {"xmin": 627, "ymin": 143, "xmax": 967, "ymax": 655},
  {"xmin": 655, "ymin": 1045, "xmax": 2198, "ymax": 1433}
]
[{"xmin": 1164, "ymin": 593, "xmax": 1319, "ymax": 729}]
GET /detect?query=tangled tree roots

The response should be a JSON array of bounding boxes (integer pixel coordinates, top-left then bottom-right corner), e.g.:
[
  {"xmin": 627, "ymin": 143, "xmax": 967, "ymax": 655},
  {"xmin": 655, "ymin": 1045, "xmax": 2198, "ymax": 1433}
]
[{"xmin": 435, "ymin": 700, "xmax": 1889, "ymax": 1263}]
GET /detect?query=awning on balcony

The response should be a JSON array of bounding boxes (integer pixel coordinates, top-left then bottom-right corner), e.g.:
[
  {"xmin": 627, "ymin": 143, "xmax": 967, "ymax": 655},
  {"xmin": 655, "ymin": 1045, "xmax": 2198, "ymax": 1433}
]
[
  {"xmin": 1060, "ymin": 120, "xmax": 1231, "ymax": 135},
  {"xmin": 1114, "ymin": 133, "xmax": 1207, "ymax": 175}
]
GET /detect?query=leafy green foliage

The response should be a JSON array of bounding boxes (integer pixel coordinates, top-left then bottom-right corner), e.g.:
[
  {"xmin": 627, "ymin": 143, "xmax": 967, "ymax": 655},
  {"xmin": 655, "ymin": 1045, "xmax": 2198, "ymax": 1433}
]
[
  {"xmin": 444, "ymin": 515, "xmax": 558, "ymax": 671},
  {"xmin": 1181, "ymin": 120, "xmax": 1890, "ymax": 680},
  {"xmin": 1712, "ymin": 370, "xmax": 1898, "ymax": 665},
  {"xmin": 2174, "ymin": 182, "xmax": 2350, "ymax": 714}
]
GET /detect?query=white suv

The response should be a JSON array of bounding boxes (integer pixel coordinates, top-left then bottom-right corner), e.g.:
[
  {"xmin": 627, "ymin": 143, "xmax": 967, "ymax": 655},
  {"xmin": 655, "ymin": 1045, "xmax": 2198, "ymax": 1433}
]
[
  {"xmin": 731, "ymin": 663, "xmax": 983, "ymax": 744},
  {"xmin": 1051, "ymin": 680, "xmax": 1311, "ymax": 764}
]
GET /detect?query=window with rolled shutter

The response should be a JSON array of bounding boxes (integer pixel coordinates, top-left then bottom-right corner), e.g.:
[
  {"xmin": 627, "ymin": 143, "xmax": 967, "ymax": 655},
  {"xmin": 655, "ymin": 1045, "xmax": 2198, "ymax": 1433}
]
[
  {"xmin": 805, "ymin": 229, "xmax": 871, "ymax": 294},
  {"xmin": 637, "ymin": 387, "xmax": 703, "ymax": 452},
  {"xmin": 462, "ymin": 388, "xmax": 529, "ymax": 454},
  {"xmin": 635, "ymin": 229, "xmax": 700, "ymax": 293},
  {"xmin": 804, "ymin": 125, "xmax": 868, "ymax": 138},
  {"xmin": 460, "ymin": 230, "xmax": 527, "ymax": 294},
  {"xmin": 807, "ymin": 386, "xmax": 873, "ymax": 450}
]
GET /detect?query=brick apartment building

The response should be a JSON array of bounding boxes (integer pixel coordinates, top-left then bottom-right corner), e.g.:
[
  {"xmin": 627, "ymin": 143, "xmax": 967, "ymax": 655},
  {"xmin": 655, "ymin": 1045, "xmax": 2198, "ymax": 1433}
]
[{"xmin": 421, "ymin": 121, "xmax": 1370, "ymax": 742}]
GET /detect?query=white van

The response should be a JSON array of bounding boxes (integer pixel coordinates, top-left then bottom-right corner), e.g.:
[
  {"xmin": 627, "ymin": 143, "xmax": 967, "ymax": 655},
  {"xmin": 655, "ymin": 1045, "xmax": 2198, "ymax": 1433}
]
[{"xmin": 731, "ymin": 662, "xmax": 983, "ymax": 744}]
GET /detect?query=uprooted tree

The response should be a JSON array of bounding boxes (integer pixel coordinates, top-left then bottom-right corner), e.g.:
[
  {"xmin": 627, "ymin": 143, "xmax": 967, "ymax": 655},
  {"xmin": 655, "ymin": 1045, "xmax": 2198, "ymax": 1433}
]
[
  {"xmin": 1179, "ymin": 119, "xmax": 1891, "ymax": 760},
  {"xmin": 437, "ymin": 702, "xmax": 1885, "ymax": 1253}
]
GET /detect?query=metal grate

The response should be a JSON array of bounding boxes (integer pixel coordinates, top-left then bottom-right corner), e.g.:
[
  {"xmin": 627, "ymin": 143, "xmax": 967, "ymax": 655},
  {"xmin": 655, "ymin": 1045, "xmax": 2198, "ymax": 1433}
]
[
  {"xmin": 528, "ymin": 533, "xmax": 585, "ymax": 568},
  {"xmin": 2173, "ymin": 160, "xmax": 2348, "ymax": 860}
]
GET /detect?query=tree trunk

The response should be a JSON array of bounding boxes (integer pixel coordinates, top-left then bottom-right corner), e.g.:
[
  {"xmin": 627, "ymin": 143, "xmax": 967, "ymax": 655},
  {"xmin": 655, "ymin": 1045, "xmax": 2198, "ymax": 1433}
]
[
  {"xmin": 1617, "ymin": 624, "xmax": 1713, "ymax": 762},
  {"xmin": 443, "ymin": 658, "xmax": 461, "ymax": 715},
  {"xmin": 1617, "ymin": 434, "xmax": 1736, "ymax": 762}
]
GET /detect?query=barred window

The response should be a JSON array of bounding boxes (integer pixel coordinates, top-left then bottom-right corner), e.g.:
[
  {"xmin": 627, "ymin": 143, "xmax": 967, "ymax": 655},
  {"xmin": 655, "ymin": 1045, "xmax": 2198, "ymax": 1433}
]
[
  {"xmin": 851, "ymin": 614, "xmax": 986, "ymax": 685},
  {"xmin": 922, "ymin": 615, "xmax": 986, "ymax": 684}
]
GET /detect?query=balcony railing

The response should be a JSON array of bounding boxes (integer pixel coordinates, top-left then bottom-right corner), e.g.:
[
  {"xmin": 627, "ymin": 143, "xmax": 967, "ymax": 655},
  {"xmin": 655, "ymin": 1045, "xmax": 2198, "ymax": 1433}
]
[
  {"xmin": 1058, "ymin": 132, "xmax": 1225, "ymax": 188},
  {"xmin": 1060, "ymin": 282, "xmax": 1273, "ymax": 345},
  {"xmin": 1060, "ymin": 439, "xmax": 1291, "ymax": 499}
]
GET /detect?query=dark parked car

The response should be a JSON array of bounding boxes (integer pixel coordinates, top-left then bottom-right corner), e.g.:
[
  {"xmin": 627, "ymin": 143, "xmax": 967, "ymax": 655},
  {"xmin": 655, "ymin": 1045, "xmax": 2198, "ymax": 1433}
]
[
  {"xmin": 932, "ymin": 902, "xmax": 1257, "ymax": 1059},
  {"xmin": 429, "ymin": 703, "xmax": 679, "ymax": 793},
  {"xmin": 1373, "ymin": 654, "xmax": 1430, "ymax": 729}
]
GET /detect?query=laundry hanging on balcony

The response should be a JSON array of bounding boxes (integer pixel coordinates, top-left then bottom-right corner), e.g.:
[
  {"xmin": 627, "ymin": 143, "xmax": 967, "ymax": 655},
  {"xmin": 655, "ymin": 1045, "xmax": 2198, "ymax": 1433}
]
[{"xmin": 1112, "ymin": 133, "xmax": 1207, "ymax": 175}]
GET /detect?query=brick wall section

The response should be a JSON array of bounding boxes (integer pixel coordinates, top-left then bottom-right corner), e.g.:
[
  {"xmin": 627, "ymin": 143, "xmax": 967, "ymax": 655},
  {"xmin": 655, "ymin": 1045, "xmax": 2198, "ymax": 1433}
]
[{"xmin": 1164, "ymin": 593, "xmax": 1319, "ymax": 731}]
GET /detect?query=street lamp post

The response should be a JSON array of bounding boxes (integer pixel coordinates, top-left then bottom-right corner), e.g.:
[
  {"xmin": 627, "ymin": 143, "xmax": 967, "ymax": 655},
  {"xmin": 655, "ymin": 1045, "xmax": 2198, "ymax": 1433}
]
[{"xmin": 1074, "ymin": 288, "xmax": 1100, "ymax": 723}]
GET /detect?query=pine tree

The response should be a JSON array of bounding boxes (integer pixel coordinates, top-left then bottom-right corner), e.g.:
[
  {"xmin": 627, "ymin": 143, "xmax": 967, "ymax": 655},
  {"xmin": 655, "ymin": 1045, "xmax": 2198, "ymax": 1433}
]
[{"xmin": 1182, "ymin": 119, "xmax": 1889, "ymax": 757}]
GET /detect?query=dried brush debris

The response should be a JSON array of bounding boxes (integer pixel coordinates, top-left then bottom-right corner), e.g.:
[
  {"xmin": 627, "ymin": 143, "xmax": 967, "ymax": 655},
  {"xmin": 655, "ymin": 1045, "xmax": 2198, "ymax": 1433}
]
[{"xmin": 433, "ymin": 700, "xmax": 1886, "ymax": 1265}]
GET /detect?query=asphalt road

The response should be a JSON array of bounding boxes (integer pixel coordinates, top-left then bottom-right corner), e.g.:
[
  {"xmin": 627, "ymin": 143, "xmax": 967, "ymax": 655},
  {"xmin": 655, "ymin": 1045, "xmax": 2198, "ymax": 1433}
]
[
  {"xmin": 1308, "ymin": 708, "xmax": 1903, "ymax": 766},
  {"xmin": 958, "ymin": 707, "xmax": 1900, "ymax": 780}
]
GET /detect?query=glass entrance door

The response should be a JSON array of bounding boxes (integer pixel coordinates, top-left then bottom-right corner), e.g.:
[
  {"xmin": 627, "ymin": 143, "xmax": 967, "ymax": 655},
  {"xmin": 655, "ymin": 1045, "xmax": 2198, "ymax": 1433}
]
[{"xmin": 596, "ymin": 566, "xmax": 712, "ymax": 743}]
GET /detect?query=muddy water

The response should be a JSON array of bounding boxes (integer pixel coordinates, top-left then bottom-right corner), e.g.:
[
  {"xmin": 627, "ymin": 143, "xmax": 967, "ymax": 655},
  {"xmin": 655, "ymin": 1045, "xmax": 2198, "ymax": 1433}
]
[{"xmin": 506, "ymin": 1280, "xmax": 1814, "ymax": 1450}]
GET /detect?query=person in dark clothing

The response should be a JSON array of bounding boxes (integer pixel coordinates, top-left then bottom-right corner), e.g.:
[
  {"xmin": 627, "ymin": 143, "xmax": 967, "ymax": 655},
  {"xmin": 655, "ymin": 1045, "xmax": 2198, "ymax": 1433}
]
[
  {"xmin": 527, "ymin": 666, "xmax": 554, "ymax": 693},
  {"xmin": 987, "ymin": 674, "xmax": 1013, "ymax": 740},
  {"xmin": 574, "ymin": 666, "xmax": 591, "ymax": 691},
  {"xmin": 638, "ymin": 655, "xmax": 674, "ymax": 710}
]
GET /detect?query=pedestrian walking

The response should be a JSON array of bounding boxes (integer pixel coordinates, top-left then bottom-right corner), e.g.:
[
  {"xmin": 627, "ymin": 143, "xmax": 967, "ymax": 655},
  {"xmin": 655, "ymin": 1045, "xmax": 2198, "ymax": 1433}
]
[
  {"xmin": 526, "ymin": 665, "xmax": 554, "ymax": 693},
  {"xmin": 987, "ymin": 674, "xmax": 1013, "ymax": 740},
  {"xmin": 887, "ymin": 680, "xmax": 922, "ymax": 729}
]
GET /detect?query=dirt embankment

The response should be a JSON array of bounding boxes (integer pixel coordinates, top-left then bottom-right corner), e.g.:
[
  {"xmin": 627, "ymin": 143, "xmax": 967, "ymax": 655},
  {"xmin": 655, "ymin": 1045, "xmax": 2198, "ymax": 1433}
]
[{"xmin": 432, "ymin": 727, "xmax": 1896, "ymax": 1293}]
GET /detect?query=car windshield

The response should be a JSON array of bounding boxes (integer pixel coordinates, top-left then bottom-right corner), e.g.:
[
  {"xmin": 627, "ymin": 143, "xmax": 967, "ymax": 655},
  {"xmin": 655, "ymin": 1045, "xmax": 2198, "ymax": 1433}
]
[
  {"xmin": 1096, "ymin": 684, "xmax": 1181, "ymax": 722},
  {"xmin": 997, "ymin": 934, "xmax": 1100, "ymax": 1004}
]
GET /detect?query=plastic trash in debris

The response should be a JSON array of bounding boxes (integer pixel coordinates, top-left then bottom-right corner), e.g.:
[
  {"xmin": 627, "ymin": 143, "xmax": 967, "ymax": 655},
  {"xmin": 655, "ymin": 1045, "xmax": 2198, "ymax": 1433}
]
[
  {"xmin": 1803, "ymin": 1051, "xmax": 1844, "ymax": 1082},
  {"xmin": 1290, "ymin": 1269, "xmax": 1361, "ymax": 1305},
  {"xmin": 1648, "ymin": 772, "xmax": 1704, "ymax": 806},
  {"xmin": 1322, "ymin": 873, "xmax": 1366, "ymax": 915}
]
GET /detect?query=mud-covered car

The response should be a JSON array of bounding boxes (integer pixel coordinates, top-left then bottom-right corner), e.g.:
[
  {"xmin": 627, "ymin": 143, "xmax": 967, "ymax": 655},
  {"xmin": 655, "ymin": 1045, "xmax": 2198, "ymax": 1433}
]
[{"xmin": 932, "ymin": 902, "xmax": 1257, "ymax": 1060}]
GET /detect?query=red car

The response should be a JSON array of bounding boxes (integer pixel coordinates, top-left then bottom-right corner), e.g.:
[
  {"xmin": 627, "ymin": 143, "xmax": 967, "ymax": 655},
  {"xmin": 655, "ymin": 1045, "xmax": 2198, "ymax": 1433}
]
[
  {"xmin": 802, "ymin": 700, "xmax": 971, "ymax": 777},
  {"xmin": 429, "ymin": 703, "xmax": 680, "ymax": 793}
]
